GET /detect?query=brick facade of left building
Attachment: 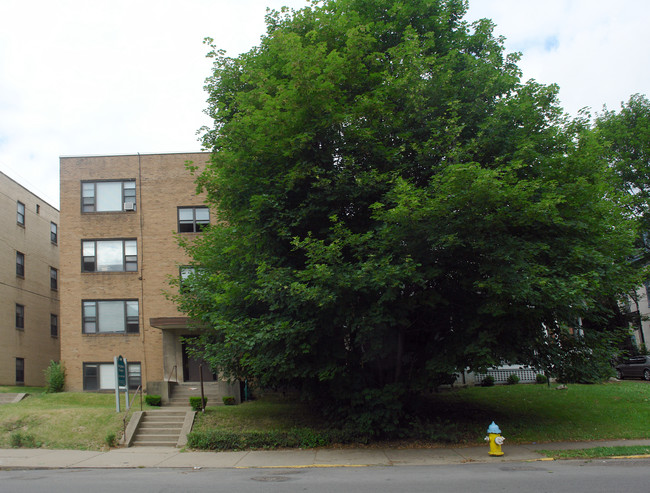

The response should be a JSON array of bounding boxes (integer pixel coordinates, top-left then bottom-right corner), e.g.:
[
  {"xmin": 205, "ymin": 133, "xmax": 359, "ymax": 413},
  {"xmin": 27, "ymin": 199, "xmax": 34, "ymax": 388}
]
[{"xmin": 0, "ymin": 172, "xmax": 60, "ymax": 386}]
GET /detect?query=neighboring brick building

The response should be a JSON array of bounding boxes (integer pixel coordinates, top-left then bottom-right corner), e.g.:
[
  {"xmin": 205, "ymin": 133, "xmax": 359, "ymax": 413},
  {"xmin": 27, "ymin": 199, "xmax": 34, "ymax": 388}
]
[
  {"xmin": 59, "ymin": 152, "xmax": 234, "ymax": 396},
  {"xmin": 0, "ymin": 172, "xmax": 60, "ymax": 386}
]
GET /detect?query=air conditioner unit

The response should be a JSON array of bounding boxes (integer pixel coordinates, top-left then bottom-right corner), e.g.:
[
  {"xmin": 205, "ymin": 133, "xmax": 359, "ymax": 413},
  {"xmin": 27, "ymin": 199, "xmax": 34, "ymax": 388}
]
[{"xmin": 124, "ymin": 202, "xmax": 136, "ymax": 211}]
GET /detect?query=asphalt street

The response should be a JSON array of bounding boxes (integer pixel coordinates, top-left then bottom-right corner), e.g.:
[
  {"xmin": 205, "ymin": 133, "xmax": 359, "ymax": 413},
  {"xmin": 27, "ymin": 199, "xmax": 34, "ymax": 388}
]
[{"xmin": 2, "ymin": 459, "xmax": 650, "ymax": 493}]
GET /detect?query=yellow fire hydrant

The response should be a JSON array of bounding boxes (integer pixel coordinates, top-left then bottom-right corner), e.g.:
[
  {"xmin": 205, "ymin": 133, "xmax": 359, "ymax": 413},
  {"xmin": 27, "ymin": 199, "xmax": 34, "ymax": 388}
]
[{"xmin": 485, "ymin": 421, "xmax": 505, "ymax": 456}]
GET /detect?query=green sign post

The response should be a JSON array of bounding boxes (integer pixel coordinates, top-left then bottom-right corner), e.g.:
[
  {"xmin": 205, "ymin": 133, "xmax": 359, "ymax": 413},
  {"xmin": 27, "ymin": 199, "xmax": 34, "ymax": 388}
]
[
  {"xmin": 117, "ymin": 356, "xmax": 126, "ymax": 387},
  {"xmin": 114, "ymin": 355, "xmax": 129, "ymax": 412}
]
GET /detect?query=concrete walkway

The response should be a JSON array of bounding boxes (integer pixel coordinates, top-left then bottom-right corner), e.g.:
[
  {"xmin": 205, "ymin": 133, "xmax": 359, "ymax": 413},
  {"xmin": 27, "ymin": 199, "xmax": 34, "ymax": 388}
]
[{"xmin": 1, "ymin": 439, "xmax": 650, "ymax": 470}]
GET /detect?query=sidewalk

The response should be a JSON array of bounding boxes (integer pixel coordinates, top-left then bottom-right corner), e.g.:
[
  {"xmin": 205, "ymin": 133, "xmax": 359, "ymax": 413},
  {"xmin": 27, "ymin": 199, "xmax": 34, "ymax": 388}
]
[{"xmin": 1, "ymin": 439, "xmax": 650, "ymax": 470}]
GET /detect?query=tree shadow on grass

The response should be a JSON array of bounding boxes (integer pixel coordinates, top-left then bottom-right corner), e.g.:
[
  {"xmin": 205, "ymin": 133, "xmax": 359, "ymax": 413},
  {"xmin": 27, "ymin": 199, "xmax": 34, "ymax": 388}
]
[{"xmin": 409, "ymin": 391, "xmax": 563, "ymax": 444}]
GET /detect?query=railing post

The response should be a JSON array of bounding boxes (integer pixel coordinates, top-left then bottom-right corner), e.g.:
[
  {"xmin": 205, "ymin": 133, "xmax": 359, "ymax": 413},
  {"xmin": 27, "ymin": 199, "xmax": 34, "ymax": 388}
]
[
  {"xmin": 199, "ymin": 364, "xmax": 205, "ymax": 412},
  {"xmin": 122, "ymin": 385, "xmax": 143, "ymax": 448}
]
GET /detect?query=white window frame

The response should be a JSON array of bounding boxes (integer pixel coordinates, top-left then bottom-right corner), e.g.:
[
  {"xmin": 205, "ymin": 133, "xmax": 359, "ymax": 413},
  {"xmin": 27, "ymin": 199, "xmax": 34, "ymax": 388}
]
[
  {"xmin": 82, "ymin": 300, "xmax": 139, "ymax": 334},
  {"xmin": 17, "ymin": 201, "xmax": 25, "ymax": 226},
  {"xmin": 51, "ymin": 222, "xmax": 58, "ymax": 244},
  {"xmin": 177, "ymin": 206, "xmax": 210, "ymax": 233},
  {"xmin": 16, "ymin": 251, "xmax": 24, "ymax": 277},
  {"xmin": 83, "ymin": 362, "xmax": 141, "ymax": 390},
  {"xmin": 82, "ymin": 180, "xmax": 137, "ymax": 213},
  {"xmin": 82, "ymin": 239, "xmax": 137, "ymax": 272}
]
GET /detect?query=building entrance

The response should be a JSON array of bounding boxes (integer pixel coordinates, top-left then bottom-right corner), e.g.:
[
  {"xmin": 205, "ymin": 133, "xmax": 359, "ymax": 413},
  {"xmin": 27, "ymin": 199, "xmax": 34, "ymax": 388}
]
[{"xmin": 181, "ymin": 337, "xmax": 216, "ymax": 382}]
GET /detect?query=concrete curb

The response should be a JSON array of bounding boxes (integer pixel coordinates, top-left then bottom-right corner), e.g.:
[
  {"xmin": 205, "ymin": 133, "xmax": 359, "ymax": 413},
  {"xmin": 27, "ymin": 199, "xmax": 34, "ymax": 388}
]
[{"xmin": 1, "ymin": 439, "xmax": 650, "ymax": 470}]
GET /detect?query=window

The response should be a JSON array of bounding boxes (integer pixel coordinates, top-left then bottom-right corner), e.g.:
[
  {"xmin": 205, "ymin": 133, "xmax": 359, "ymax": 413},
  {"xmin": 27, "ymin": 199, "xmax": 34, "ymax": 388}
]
[
  {"xmin": 50, "ymin": 267, "xmax": 58, "ymax": 290},
  {"xmin": 82, "ymin": 239, "xmax": 137, "ymax": 272},
  {"xmin": 50, "ymin": 314, "xmax": 58, "ymax": 337},
  {"xmin": 178, "ymin": 207, "xmax": 210, "ymax": 233},
  {"xmin": 16, "ymin": 358, "xmax": 24, "ymax": 385},
  {"xmin": 128, "ymin": 364, "xmax": 142, "ymax": 390},
  {"xmin": 16, "ymin": 304, "xmax": 24, "ymax": 329},
  {"xmin": 36, "ymin": 204, "xmax": 40, "ymax": 214},
  {"xmin": 82, "ymin": 300, "xmax": 139, "ymax": 334},
  {"xmin": 179, "ymin": 266, "xmax": 195, "ymax": 291},
  {"xmin": 82, "ymin": 180, "xmax": 136, "ymax": 212},
  {"xmin": 83, "ymin": 362, "xmax": 141, "ymax": 390},
  {"xmin": 179, "ymin": 266, "xmax": 206, "ymax": 292},
  {"xmin": 51, "ymin": 222, "xmax": 58, "ymax": 244},
  {"xmin": 16, "ymin": 251, "xmax": 24, "ymax": 277},
  {"xmin": 17, "ymin": 201, "xmax": 25, "ymax": 226}
]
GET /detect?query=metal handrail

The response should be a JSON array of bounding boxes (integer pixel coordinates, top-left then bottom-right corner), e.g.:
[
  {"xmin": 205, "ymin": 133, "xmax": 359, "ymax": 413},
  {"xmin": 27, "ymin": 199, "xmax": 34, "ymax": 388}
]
[
  {"xmin": 122, "ymin": 385, "xmax": 143, "ymax": 446},
  {"xmin": 199, "ymin": 364, "xmax": 205, "ymax": 412},
  {"xmin": 167, "ymin": 365, "xmax": 178, "ymax": 382}
]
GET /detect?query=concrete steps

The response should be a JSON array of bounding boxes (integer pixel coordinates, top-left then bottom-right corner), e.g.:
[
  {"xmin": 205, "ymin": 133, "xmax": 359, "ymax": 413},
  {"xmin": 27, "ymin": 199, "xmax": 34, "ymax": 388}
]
[
  {"xmin": 0, "ymin": 393, "xmax": 26, "ymax": 405},
  {"xmin": 125, "ymin": 382, "xmax": 239, "ymax": 447},
  {"xmin": 130, "ymin": 409, "xmax": 190, "ymax": 447}
]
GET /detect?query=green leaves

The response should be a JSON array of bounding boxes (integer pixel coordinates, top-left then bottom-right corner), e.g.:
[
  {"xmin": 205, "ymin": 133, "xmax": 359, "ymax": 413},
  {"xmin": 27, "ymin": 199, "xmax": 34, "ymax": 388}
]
[{"xmin": 177, "ymin": 0, "xmax": 639, "ymax": 431}]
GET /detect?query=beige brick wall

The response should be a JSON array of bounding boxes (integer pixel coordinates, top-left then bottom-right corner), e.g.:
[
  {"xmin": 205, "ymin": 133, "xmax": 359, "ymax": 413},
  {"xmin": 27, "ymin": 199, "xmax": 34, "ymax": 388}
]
[
  {"xmin": 0, "ymin": 172, "xmax": 60, "ymax": 386},
  {"xmin": 60, "ymin": 153, "xmax": 211, "ymax": 391}
]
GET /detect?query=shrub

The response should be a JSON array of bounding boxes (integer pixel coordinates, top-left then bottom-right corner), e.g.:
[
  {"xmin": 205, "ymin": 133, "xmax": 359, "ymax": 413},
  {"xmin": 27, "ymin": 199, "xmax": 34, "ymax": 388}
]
[
  {"xmin": 431, "ymin": 372, "xmax": 458, "ymax": 392},
  {"xmin": 325, "ymin": 384, "xmax": 407, "ymax": 438},
  {"xmin": 190, "ymin": 396, "xmax": 208, "ymax": 411},
  {"xmin": 536, "ymin": 374, "xmax": 548, "ymax": 384},
  {"xmin": 506, "ymin": 374, "xmax": 520, "ymax": 385},
  {"xmin": 105, "ymin": 432, "xmax": 117, "ymax": 448},
  {"xmin": 222, "ymin": 396, "xmax": 236, "ymax": 406},
  {"xmin": 44, "ymin": 361, "xmax": 65, "ymax": 393},
  {"xmin": 481, "ymin": 375, "xmax": 495, "ymax": 387},
  {"xmin": 145, "ymin": 395, "xmax": 162, "ymax": 406},
  {"xmin": 186, "ymin": 427, "xmax": 364, "ymax": 451},
  {"xmin": 10, "ymin": 431, "xmax": 36, "ymax": 448}
]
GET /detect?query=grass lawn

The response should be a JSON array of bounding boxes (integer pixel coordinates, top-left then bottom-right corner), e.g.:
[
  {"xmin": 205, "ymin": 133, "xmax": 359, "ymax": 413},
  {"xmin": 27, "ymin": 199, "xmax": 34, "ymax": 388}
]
[
  {"xmin": 537, "ymin": 445, "xmax": 650, "ymax": 460},
  {"xmin": 423, "ymin": 380, "xmax": 650, "ymax": 444},
  {"xmin": 0, "ymin": 388, "xmax": 154, "ymax": 450},
  {"xmin": 2, "ymin": 381, "xmax": 649, "ymax": 450},
  {"xmin": 193, "ymin": 381, "xmax": 650, "ymax": 447}
]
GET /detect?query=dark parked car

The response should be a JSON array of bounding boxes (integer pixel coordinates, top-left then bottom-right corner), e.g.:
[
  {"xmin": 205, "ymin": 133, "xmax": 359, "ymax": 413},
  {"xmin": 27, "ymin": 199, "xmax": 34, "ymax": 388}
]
[{"xmin": 616, "ymin": 356, "xmax": 650, "ymax": 380}]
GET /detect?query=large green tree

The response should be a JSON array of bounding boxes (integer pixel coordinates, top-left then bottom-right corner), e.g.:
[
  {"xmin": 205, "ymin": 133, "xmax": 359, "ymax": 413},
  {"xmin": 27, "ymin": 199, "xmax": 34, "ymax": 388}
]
[{"xmin": 177, "ymin": 0, "xmax": 636, "ymax": 432}]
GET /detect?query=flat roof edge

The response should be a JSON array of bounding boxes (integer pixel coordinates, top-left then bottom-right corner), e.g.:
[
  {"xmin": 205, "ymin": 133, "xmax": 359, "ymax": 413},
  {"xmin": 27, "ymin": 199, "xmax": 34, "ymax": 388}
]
[
  {"xmin": 60, "ymin": 151, "xmax": 210, "ymax": 159},
  {"xmin": 0, "ymin": 170, "xmax": 59, "ymax": 211}
]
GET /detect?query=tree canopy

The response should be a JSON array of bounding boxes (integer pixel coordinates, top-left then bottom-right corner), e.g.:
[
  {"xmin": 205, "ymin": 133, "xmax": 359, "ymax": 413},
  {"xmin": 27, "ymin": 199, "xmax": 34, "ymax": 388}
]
[{"xmin": 177, "ymin": 0, "xmax": 638, "ymax": 432}]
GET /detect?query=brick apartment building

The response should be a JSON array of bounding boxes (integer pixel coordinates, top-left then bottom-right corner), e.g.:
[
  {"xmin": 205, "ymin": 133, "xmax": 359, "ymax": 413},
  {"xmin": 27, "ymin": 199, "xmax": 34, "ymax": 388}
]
[
  {"xmin": 0, "ymin": 172, "xmax": 60, "ymax": 386},
  {"xmin": 59, "ymin": 152, "xmax": 238, "ymax": 398}
]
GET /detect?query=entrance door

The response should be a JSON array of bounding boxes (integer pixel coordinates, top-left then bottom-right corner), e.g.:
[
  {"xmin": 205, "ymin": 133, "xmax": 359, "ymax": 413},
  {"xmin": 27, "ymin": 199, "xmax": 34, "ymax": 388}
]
[{"xmin": 182, "ymin": 338, "xmax": 216, "ymax": 382}]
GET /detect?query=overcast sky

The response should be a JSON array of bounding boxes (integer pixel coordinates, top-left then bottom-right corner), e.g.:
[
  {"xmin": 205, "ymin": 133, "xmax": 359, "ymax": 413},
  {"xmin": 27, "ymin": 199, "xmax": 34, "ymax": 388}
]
[{"xmin": 1, "ymin": 0, "xmax": 648, "ymax": 208}]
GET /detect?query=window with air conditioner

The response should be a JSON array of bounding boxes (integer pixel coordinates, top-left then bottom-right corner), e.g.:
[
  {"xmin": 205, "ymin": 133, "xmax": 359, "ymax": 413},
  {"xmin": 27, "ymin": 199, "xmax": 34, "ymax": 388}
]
[{"xmin": 82, "ymin": 180, "xmax": 136, "ymax": 212}]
